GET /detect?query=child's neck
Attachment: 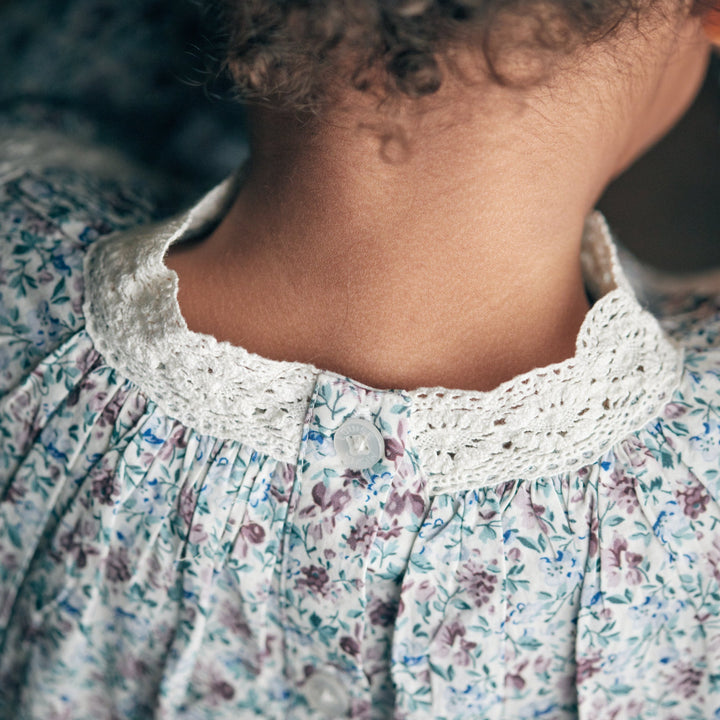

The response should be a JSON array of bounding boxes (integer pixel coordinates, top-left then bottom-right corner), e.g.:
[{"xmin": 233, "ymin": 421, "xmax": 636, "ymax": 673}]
[{"xmin": 168, "ymin": 89, "xmax": 616, "ymax": 391}]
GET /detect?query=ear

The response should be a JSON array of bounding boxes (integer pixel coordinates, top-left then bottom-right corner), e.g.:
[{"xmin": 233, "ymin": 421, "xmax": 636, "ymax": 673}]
[{"xmin": 702, "ymin": 3, "xmax": 720, "ymax": 44}]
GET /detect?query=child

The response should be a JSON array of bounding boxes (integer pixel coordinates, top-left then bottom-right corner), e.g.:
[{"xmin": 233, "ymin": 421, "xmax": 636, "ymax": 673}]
[{"xmin": 1, "ymin": 1, "xmax": 720, "ymax": 718}]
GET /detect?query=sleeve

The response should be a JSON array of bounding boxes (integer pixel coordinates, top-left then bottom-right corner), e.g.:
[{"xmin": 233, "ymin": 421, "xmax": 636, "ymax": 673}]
[{"xmin": 0, "ymin": 120, "xmax": 160, "ymax": 395}]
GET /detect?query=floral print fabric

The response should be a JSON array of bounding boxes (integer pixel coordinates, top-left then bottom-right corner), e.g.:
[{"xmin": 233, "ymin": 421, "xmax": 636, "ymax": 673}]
[{"xmin": 2, "ymin": 138, "xmax": 720, "ymax": 720}]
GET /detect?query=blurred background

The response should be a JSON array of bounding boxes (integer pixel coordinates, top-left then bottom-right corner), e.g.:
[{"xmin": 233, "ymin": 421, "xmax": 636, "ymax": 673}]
[{"xmin": 0, "ymin": 0, "xmax": 718, "ymax": 271}]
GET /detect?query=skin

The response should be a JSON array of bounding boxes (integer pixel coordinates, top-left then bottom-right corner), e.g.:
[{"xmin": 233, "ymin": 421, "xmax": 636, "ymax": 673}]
[{"xmin": 167, "ymin": 2, "xmax": 712, "ymax": 392}]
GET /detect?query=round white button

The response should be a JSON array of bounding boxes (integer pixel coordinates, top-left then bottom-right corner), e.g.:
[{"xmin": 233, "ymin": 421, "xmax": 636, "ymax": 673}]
[
  {"xmin": 333, "ymin": 418, "xmax": 384, "ymax": 470},
  {"xmin": 304, "ymin": 670, "xmax": 350, "ymax": 717}
]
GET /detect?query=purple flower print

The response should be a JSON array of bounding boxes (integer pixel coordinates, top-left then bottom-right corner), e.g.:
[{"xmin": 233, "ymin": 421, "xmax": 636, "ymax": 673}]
[
  {"xmin": 75, "ymin": 346, "xmax": 103, "ymax": 376},
  {"xmin": 192, "ymin": 663, "xmax": 242, "ymax": 707},
  {"xmin": 383, "ymin": 491, "xmax": 404, "ymax": 517},
  {"xmin": 576, "ymin": 651, "xmax": 603, "ymax": 683},
  {"xmin": 189, "ymin": 523, "xmax": 209, "ymax": 544},
  {"xmin": 663, "ymin": 402, "xmax": 688, "ymax": 420},
  {"xmin": 669, "ymin": 662, "xmax": 702, "ymax": 699},
  {"xmin": 351, "ymin": 698, "xmax": 372, "ymax": 720},
  {"xmin": 269, "ymin": 464, "xmax": 295, "ymax": 504},
  {"xmin": 90, "ymin": 465, "xmax": 120, "ymax": 506},
  {"xmin": 309, "ymin": 482, "xmax": 352, "ymax": 515},
  {"xmin": 48, "ymin": 701, "xmax": 92, "ymax": 720},
  {"xmin": 623, "ymin": 699, "xmax": 646, "ymax": 718},
  {"xmin": 384, "ymin": 489, "xmax": 424, "ymax": 518},
  {"xmin": 346, "ymin": 515, "xmax": 379, "ymax": 553},
  {"xmin": 588, "ymin": 698, "xmax": 643, "ymax": 720},
  {"xmin": 436, "ymin": 620, "xmax": 464, "ymax": 652},
  {"xmin": 296, "ymin": 565, "xmax": 330, "ymax": 596},
  {"xmin": 99, "ymin": 389, "xmax": 130, "ymax": 428},
  {"xmin": 116, "ymin": 654, "xmax": 150, "ymax": 682},
  {"xmin": 376, "ymin": 523, "xmax": 402, "ymax": 542},
  {"xmin": 156, "ymin": 425, "xmax": 188, "ymax": 461},
  {"xmin": 396, "ymin": 578, "xmax": 434, "ymax": 617},
  {"xmin": 71, "ymin": 274, "xmax": 86, "ymax": 317},
  {"xmin": 414, "ymin": 578, "xmax": 437, "ymax": 603},
  {"xmin": 67, "ymin": 377, "xmax": 97, "ymax": 408},
  {"xmin": 588, "ymin": 514, "xmax": 599, "ymax": 558},
  {"xmin": 532, "ymin": 655, "xmax": 552, "ymax": 676},
  {"xmin": 146, "ymin": 551, "xmax": 174, "ymax": 592},
  {"xmin": 178, "ymin": 485, "xmax": 196, "ymax": 525},
  {"xmin": 675, "ymin": 481, "xmax": 710, "ymax": 519},
  {"xmin": 105, "ymin": 546, "xmax": 132, "ymax": 583},
  {"xmin": 139, "ymin": 425, "xmax": 188, "ymax": 465},
  {"xmin": 218, "ymin": 601, "xmax": 252, "ymax": 639},
  {"xmin": 506, "ymin": 661, "xmax": 528, "ymax": 690},
  {"xmin": 242, "ymin": 523, "xmax": 265, "ymax": 544},
  {"xmin": 607, "ymin": 467, "xmax": 639, "ymax": 515},
  {"xmin": 234, "ymin": 522, "xmax": 267, "ymax": 559},
  {"xmin": 3, "ymin": 481, "xmax": 26, "ymax": 504},
  {"xmin": 37, "ymin": 268, "xmax": 55, "ymax": 284},
  {"xmin": 435, "ymin": 619, "xmax": 477, "ymax": 666},
  {"xmin": 514, "ymin": 487, "xmax": 550, "ymax": 533},
  {"xmin": 708, "ymin": 535, "xmax": 720, "ymax": 585},
  {"xmin": 384, "ymin": 437, "xmax": 404, "ymax": 461},
  {"xmin": 211, "ymin": 681, "xmax": 235, "ymax": 700},
  {"xmin": 368, "ymin": 597, "xmax": 398, "ymax": 627},
  {"xmin": 56, "ymin": 519, "xmax": 99, "ymax": 569},
  {"xmin": 457, "ymin": 558, "xmax": 498, "ymax": 607},
  {"xmin": 340, "ymin": 636, "xmax": 360, "ymax": 656},
  {"xmin": 341, "ymin": 469, "xmax": 365, "ymax": 484},
  {"xmin": 301, "ymin": 482, "xmax": 354, "ymax": 543},
  {"xmin": 602, "ymin": 536, "xmax": 643, "ymax": 587}
]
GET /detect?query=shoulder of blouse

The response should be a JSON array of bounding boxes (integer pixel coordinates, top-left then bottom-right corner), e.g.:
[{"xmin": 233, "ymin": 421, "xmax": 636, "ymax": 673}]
[
  {"xmin": 0, "ymin": 124, "xmax": 160, "ymax": 394},
  {"xmin": 619, "ymin": 246, "xmax": 720, "ymax": 351}
]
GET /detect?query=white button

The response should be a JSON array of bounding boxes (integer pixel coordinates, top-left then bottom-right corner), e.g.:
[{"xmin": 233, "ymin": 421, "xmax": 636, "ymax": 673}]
[
  {"xmin": 333, "ymin": 418, "xmax": 384, "ymax": 470},
  {"xmin": 304, "ymin": 670, "xmax": 350, "ymax": 717}
]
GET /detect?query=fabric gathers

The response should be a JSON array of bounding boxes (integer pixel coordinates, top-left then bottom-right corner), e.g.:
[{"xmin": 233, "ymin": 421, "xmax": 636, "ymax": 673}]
[{"xmin": 1, "ymin": 137, "xmax": 720, "ymax": 720}]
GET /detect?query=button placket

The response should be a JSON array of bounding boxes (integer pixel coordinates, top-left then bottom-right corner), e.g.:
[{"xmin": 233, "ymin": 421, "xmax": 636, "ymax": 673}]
[{"xmin": 280, "ymin": 375, "xmax": 410, "ymax": 718}]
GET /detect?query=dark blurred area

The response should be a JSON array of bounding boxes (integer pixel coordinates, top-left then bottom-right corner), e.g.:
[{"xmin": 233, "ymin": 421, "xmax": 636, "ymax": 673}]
[
  {"xmin": 599, "ymin": 53, "xmax": 720, "ymax": 272},
  {"xmin": 0, "ymin": 0, "xmax": 248, "ymax": 206},
  {"xmin": 0, "ymin": 0, "xmax": 718, "ymax": 270}
]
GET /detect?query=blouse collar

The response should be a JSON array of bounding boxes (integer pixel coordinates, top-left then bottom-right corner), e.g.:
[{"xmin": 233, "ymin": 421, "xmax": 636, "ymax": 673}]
[{"xmin": 84, "ymin": 174, "xmax": 683, "ymax": 493}]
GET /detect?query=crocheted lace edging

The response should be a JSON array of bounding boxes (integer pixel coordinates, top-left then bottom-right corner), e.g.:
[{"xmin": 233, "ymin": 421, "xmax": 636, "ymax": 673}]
[{"xmin": 83, "ymin": 179, "xmax": 684, "ymax": 493}]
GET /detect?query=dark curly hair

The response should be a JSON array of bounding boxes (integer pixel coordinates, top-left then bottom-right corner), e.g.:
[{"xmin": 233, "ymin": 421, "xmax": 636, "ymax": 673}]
[{"xmin": 214, "ymin": 0, "xmax": 684, "ymax": 112}]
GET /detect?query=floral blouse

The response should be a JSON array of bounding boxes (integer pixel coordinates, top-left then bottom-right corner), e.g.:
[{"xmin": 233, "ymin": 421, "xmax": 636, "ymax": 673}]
[{"xmin": 1, "ymin": 132, "xmax": 720, "ymax": 720}]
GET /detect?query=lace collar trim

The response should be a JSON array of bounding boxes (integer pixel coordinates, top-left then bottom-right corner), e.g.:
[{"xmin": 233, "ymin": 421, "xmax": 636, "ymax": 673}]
[{"xmin": 84, "ymin": 176, "xmax": 684, "ymax": 493}]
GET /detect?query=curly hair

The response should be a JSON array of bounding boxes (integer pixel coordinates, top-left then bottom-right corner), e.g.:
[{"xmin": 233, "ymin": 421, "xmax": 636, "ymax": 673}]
[{"xmin": 214, "ymin": 0, "xmax": 682, "ymax": 112}]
